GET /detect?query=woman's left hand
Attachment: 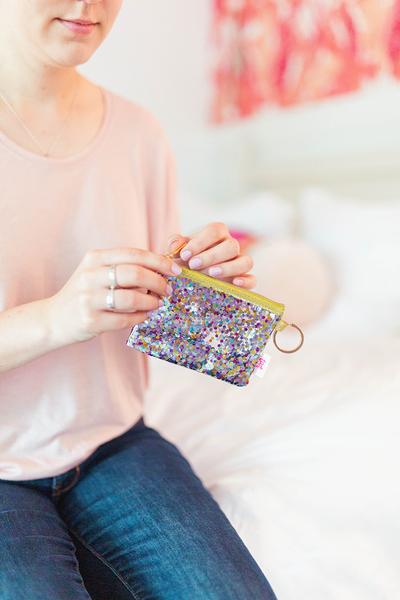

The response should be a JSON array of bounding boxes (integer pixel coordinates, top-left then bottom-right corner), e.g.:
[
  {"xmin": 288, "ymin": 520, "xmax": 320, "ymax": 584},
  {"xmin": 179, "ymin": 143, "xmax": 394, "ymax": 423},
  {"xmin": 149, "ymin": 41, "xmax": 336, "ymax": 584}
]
[{"xmin": 167, "ymin": 223, "xmax": 256, "ymax": 290}]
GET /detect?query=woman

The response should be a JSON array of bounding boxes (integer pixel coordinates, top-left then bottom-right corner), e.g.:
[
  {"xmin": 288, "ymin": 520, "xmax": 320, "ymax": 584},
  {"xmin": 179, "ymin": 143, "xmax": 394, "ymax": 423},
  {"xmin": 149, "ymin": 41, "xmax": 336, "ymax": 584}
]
[{"xmin": 0, "ymin": 1, "xmax": 278, "ymax": 599}]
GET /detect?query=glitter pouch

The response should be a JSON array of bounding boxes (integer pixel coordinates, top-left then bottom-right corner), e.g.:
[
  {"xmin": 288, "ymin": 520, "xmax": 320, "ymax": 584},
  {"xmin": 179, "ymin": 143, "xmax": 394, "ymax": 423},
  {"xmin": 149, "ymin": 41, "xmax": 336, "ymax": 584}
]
[{"xmin": 127, "ymin": 246, "xmax": 304, "ymax": 387}]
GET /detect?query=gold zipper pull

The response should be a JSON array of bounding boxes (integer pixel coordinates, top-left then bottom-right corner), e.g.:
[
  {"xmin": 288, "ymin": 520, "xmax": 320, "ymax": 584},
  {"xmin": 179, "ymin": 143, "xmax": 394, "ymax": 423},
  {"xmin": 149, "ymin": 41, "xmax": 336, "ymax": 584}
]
[{"xmin": 165, "ymin": 242, "xmax": 188, "ymax": 260}]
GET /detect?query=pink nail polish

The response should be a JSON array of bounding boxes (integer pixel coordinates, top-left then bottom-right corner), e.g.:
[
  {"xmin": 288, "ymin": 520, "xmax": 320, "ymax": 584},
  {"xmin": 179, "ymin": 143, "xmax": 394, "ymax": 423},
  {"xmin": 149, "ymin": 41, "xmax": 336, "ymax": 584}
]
[
  {"xmin": 171, "ymin": 264, "xmax": 182, "ymax": 275},
  {"xmin": 181, "ymin": 250, "xmax": 192, "ymax": 261},
  {"xmin": 189, "ymin": 258, "xmax": 202, "ymax": 269},
  {"xmin": 166, "ymin": 284, "xmax": 173, "ymax": 296},
  {"xmin": 158, "ymin": 299, "xmax": 164, "ymax": 307},
  {"xmin": 235, "ymin": 279, "xmax": 244, "ymax": 287},
  {"xmin": 209, "ymin": 267, "xmax": 223, "ymax": 277},
  {"xmin": 146, "ymin": 311, "xmax": 154, "ymax": 318}
]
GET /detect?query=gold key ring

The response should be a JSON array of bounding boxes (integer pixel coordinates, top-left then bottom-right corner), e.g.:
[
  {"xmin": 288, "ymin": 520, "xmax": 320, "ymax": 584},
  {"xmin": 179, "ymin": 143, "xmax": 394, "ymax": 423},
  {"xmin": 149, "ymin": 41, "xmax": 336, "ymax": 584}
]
[{"xmin": 273, "ymin": 323, "xmax": 304, "ymax": 354}]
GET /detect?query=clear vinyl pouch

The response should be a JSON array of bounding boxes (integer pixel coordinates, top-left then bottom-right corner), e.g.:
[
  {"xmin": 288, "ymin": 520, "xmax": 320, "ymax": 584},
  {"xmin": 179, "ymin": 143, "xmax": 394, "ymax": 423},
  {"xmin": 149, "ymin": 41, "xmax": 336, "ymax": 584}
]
[{"xmin": 127, "ymin": 244, "xmax": 304, "ymax": 387}]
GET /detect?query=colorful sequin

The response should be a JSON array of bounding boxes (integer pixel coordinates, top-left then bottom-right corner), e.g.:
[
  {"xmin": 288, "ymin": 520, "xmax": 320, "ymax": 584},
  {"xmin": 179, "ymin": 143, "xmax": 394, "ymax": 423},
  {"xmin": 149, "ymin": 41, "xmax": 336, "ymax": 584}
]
[{"xmin": 127, "ymin": 275, "xmax": 282, "ymax": 387}]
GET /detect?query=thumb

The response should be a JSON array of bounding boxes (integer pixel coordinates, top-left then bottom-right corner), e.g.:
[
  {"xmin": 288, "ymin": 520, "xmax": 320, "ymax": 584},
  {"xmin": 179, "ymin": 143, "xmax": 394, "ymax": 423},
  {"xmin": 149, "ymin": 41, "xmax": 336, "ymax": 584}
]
[{"xmin": 167, "ymin": 234, "xmax": 189, "ymax": 256}]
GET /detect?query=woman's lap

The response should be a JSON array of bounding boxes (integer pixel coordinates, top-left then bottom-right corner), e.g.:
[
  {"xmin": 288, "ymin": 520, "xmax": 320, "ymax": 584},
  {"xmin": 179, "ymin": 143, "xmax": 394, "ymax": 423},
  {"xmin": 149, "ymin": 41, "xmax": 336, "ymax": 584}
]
[
  {"xmin": 0, "ymin": 482, "xmax": 91, "ymax": 599},
  {"xmin": 0, "ymin": 420, "xmax": 277, "ymax": 600}
]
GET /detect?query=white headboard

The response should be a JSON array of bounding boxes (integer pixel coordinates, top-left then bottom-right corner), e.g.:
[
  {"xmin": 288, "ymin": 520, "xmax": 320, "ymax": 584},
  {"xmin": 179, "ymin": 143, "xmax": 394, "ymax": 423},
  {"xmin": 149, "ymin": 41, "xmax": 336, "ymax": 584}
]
[
  {"xmin": 247, "ymin": 76, "xmax": 400, "ymax": 204},
  {"xmin": 252, "ymin": 149, "xmax": 400, "ymax": 203}
]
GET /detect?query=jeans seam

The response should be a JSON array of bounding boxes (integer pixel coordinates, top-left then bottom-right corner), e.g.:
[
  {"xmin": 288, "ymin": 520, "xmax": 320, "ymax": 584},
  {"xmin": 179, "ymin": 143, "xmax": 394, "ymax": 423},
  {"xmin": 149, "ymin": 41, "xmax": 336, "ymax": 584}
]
[{"xmin": 70, "ymin": 528, "xmax": 143, "ymax": 600}]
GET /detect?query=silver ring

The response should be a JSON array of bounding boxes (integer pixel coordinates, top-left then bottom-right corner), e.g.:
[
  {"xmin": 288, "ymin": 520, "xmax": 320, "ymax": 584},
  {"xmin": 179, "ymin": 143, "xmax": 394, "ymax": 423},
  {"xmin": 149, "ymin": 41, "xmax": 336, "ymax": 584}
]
[
  {"xmin": 106, "ymin": 288, "xmax": 115, "ymax": 310},
  {"xmin": 109, "ymin": 264, "xmax": 117, "ymax": 289}
]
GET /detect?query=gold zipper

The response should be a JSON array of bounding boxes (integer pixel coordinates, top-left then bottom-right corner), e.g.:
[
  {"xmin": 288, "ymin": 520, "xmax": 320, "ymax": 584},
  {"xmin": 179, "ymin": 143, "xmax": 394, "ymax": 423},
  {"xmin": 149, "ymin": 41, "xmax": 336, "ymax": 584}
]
[{"xmin": 177, "ymin": 265, "xmax": 285, "ymax": 316}]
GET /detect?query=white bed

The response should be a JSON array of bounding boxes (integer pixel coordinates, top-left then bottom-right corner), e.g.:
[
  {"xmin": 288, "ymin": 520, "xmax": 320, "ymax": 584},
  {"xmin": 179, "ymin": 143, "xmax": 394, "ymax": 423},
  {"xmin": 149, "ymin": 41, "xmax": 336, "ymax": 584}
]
[{"xmin": 143, "ymin": 186, "xmax": 400, "ymax": 600}]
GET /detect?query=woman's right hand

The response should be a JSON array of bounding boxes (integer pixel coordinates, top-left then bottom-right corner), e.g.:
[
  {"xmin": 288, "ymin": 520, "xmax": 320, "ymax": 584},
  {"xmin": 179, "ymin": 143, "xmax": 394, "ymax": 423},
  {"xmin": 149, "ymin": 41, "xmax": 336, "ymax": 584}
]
[{"xmin": 47, "ymin": 247, "xmax": 182, "ymax": 347}]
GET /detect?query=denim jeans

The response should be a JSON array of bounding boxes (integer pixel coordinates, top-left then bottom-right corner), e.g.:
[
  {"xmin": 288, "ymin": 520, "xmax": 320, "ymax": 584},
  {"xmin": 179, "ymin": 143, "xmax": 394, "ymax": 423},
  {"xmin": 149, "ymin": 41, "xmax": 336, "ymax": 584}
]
[{"xmin": 0, "ymin": 418, "xmax": 277, "ymax": 600}]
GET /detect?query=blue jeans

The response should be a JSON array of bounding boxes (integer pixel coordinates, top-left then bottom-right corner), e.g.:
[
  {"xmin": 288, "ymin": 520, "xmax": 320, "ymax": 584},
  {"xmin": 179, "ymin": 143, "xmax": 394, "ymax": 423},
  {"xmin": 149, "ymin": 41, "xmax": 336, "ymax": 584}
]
[{"xmin": 0, "ymin": 419, "xmax": 277, "ymax": 600}]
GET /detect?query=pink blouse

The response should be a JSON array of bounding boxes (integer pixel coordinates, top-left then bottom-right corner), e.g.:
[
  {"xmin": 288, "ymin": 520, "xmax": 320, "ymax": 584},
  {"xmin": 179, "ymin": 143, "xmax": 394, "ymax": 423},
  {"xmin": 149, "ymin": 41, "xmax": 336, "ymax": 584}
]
[{"xmin": 0, "ymin": 90, "xmax": 179, "ymax": 480}]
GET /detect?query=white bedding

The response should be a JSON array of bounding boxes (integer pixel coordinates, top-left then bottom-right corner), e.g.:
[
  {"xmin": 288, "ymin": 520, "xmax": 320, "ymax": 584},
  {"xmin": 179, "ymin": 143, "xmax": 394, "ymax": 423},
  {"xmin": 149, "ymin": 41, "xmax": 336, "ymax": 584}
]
[
  {"xmin": 144, "ymin": 188, "xmax": 400, "ymax": 599},
  {"xmin": 144, "ymin": 334, "xmax": 400, "ymax": 600}
]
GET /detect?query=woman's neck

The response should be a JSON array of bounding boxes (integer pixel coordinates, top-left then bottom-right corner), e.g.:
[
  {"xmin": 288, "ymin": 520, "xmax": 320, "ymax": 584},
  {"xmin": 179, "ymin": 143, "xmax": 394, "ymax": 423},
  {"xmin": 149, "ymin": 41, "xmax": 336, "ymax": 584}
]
[
  {"xmin": 0, "ymin": 37, "xmax": 78, "ymax": 112},
  {"xmin": 0, "ymin": 51, "xmax": 104, "ymax": 159}
]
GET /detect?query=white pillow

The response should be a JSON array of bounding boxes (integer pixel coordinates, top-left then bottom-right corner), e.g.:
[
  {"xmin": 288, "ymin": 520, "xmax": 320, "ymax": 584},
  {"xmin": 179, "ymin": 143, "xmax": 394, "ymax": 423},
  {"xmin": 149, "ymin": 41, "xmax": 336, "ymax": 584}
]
[
  {"xmin": 178, "ymin": 190, "xmax": 296, "ymax": 238},
  {"xmin": 250, "ymin": 238, "xmax": 334, "ymax": 327},
  {"xmin": 300, "ymin": 187, "xmax": 400, "ymax": 336}
]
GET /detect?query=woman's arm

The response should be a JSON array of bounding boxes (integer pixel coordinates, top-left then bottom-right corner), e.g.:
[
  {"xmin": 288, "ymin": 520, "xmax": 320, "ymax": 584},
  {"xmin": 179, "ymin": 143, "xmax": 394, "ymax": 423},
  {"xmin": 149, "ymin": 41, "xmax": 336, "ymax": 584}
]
[
  {"xmin": 0, "ymin": 248, "xmax": 177, "ymax": 375},
  {"xmin": 0, "ymin": 298, "xmax": 68, "ymax": 374},
  {"xmin": 0, "ymin": 298, "xmax": 60, "ymax": 374}
]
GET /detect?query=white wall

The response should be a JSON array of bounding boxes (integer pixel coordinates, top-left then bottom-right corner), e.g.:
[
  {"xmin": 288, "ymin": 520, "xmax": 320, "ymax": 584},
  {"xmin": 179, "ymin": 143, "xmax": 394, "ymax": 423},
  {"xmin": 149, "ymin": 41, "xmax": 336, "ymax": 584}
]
[
  {"xmin": 80, "ymin": 1, "xmax": 400, "ymax": 206},
  {"xmin": 79, "ymin": 0, "xmax": 212, "ymax": 133}
]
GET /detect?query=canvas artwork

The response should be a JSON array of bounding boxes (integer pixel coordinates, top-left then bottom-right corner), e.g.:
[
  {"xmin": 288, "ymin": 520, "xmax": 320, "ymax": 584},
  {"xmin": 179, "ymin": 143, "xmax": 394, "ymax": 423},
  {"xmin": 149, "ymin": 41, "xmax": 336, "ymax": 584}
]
[{"xmin": 212, "ymin": 0, "xmax": 400, "ymax": 122}]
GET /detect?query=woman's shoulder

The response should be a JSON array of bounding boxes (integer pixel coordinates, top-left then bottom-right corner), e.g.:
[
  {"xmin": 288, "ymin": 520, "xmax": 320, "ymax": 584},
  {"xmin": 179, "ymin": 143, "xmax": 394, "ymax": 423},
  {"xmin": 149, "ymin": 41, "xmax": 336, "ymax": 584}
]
[{"xmin": 103, "ymin": 89, "xmax": 167, "ymax": 142}]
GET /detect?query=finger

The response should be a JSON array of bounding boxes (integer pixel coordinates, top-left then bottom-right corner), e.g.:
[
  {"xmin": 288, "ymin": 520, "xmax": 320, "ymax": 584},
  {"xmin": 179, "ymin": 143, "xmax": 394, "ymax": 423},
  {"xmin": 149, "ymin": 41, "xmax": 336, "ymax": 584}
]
[
  {"xmin": 174, "ymin": 223, "xmax": 230, "ymax": 263},
  {"xmin": 167, "ymin": 234, "xmax": 189, "ymax": 255},
  {"xmin": 83, "ymin": 248, "xmax": 180, "ymax": 278},
  {"xmin": 187, "ymin": 239, "xmax": 242, "ymax": 271},
  {"xmin": 227, "ymin": 273, "xmax": 257, "ymax": 290},
  {"xmin": 88, "ymin": 288, "xmax": 165, "ymax": 312},
  {"xmin": 200, "ymin": 254, "xmax": 254, "ymax": 278},
  {"xmin": 91, "ymin": 310, "xmax": 151, "ymax": 334},
  {"xmin": 92, "ymin": 264, "xmax": 176, "ymax": 297}
]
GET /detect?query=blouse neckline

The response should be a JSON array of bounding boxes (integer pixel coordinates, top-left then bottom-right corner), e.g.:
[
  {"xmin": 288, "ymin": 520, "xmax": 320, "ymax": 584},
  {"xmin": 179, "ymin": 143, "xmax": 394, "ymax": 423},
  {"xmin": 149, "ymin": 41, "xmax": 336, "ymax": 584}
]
[{"xmin": 0, "ymin": 88, "xmax": 112, "ymax": 167}]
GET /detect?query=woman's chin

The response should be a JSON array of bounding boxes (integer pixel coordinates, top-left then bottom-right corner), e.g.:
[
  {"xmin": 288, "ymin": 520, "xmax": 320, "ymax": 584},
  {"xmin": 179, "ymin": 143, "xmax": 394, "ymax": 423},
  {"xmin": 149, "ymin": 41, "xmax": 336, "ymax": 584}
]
[{"xmin": 48, "ymin": 44, "xmax": 101, "ymax": 68}]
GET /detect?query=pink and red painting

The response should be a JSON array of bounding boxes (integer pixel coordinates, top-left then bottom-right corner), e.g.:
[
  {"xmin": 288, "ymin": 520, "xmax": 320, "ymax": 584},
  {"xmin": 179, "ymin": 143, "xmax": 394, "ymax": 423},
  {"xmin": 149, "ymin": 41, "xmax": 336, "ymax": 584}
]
[{"xmin": 211, "ymin": 0, "xmax": 400, "ymax": 122}]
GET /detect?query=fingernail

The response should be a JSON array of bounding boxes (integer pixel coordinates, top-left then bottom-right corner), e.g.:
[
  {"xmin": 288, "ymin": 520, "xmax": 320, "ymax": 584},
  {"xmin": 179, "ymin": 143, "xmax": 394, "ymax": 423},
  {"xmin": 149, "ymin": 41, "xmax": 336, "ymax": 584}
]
[
  {"xmin": 189, "ymin": 258, "xmax": 202, "ymax": 269},
  {"xmin": 171, "ymin": 264, "xmax": 182, "ymax": 276},
  {"xmin": 165, "ymin": 284, "xmax": 173, "ymax": 296},
  {"xmin": 158, "ymin": 299, "xmax": 164, "ymax": 307},
  {"xmin": 181, "ymin": 250, "xmax": 192, "ymax": 261},
  {"xmin": 146, "ymin": 311, "xmax": 154, "ymax": 318},
  {"xmin": 209, "ymin": 267, "xmax": 223, "ymax": 276},
  {"xmin": 234, "ymin": 279, "xmax": 244, "ymax": 287},
  {"xmin": 169, "ymin": 238, "xmax": 179, "ymax": 249}
]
